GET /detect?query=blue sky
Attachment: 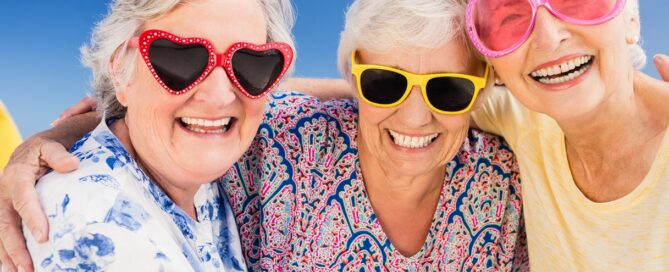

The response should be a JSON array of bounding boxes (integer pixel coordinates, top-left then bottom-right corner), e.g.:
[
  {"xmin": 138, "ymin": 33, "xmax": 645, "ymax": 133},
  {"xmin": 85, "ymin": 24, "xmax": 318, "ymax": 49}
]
[{"xmin": 0, "ymin": 1, "xmax": 667, "ymax": 137}]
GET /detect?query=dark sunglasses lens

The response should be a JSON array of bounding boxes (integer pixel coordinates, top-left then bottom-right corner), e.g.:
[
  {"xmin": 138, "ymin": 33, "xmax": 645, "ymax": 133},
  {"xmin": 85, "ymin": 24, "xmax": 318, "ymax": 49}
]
[
  {"xmin": 232, "ymin": 48, "xmax": 285, "ymax": 96},
  {"xmin": 148, "ymin": 39, "xmax": 209, "ymax": 91},
  {"xmin": 425, "ymin": 77, "xmax": 476, "ymax": 112},
  {"xmin": 360, "ymin": 69, "xmax": 408, "ymax": 104}
]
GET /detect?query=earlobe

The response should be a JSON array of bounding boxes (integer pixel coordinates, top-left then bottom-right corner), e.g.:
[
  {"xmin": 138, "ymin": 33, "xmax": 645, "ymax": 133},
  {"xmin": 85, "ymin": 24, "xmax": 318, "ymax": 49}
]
[{"xmin": 625, "ymin": 13, "xmax": 641, "ymax": 45}]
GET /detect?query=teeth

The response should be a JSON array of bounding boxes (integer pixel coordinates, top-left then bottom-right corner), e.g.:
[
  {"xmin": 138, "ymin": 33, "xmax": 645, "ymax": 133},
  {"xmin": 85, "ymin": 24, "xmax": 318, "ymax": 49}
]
[
  {"xmin": 388, "ymin": 130, "xmax": 439, "ymax": 149},
  {"xmin": 530, "ymin": 56, "xmax": 592, "ymax": 78},
  {"xmin": 537, "ymin": 62, "xmax": 590, "ymax": 85},
  {"xmin": 181, "ymin": 117, "xmax": 231, "ymax": 127},
  {"xmin": 180, "ymin": 117, "xmax": 232, "ymax": 134}
]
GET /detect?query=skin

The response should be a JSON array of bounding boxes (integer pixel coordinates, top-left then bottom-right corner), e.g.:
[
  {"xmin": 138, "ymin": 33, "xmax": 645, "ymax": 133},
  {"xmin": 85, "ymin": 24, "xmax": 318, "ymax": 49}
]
[
  {"xmin": 0, "ymin": 0, "xmax": 271, "ymax": 270},
  {"xmin": 112, "ymin": 0, "xmax": 268, "ymax": 217},
  {"xmin": 1, "ymin": 9, "xmax": 669, "ymax": 272},
  {"xmin": 355, "ymin": 39, "xmax": 487, "ymax": 256},
  {"xmin": 489, "ymin": 7, "xmax": 669, "ymax": 202}
]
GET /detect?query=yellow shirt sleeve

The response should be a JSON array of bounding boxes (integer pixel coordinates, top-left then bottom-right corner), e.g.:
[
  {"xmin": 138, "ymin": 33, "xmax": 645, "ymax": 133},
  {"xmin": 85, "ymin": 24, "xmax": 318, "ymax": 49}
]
[
  {"xmin": 0, "ymin": 100, "xmax": 22, "ymax": 171},
  {"xmin": 470, "ymin": 86, "xmax": 532, "ymax": 149}
]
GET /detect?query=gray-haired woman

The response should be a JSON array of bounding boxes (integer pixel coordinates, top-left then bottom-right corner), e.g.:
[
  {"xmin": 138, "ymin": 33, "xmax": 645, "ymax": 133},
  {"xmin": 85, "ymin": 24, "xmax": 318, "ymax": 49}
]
[{"xmin": 15, "ymin": 0, "xmax": 295, "ymax": 270}]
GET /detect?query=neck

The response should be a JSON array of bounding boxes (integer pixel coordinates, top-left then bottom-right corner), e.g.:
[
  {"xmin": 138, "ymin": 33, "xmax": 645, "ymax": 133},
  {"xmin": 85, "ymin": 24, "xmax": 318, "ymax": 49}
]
[
  {"xmin": 358, "ymin": 139, "xmax": 445, "ymax": 207},
  {"xmin": 558, "ymin": 70, "xmax": 667, "ymax": 155},
  {"xmin": 110, "ymin": 118, "xmax": 199, "ymax": 220}
]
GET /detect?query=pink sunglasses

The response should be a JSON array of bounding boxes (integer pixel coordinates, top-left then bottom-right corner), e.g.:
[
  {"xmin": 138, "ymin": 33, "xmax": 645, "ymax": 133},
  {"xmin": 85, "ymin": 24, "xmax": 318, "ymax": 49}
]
[{"xmin": 465, "ymin": 0, "xmax": 627, "ymax": 58}]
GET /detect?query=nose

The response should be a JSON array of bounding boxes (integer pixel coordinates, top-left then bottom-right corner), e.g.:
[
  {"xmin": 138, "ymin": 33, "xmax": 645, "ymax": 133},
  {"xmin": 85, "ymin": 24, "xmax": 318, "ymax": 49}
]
[
  {"xmin": 190, "ymin": 68, "xmax": 237, "ymax": 107},
  {"xmin": 529, "ymin": 7, "xmax": 572, "ymax": 52},
  {"xmin": 395, "ymin": 86, "xmax": 433, "ymax": 128}
]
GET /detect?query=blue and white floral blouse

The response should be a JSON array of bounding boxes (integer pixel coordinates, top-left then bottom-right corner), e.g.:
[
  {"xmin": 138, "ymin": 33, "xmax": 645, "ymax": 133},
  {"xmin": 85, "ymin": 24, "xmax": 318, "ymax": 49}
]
[{"xmin": 24, "ymin": 120, "xmax": 246, "ymax": 271}]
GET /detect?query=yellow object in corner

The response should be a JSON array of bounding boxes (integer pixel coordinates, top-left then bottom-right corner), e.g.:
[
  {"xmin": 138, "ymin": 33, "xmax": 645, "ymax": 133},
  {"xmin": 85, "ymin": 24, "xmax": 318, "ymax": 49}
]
[{"xmin": 0, "ymin": 100, "xmax": 22, "ymax": 171}]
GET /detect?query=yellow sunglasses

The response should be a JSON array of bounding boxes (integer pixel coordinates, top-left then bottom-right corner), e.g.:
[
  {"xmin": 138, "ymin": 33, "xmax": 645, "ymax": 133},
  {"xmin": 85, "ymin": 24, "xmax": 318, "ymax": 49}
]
[{"xmin": 351, "ymin": 50, "xmax": 489, "ymax": 115}]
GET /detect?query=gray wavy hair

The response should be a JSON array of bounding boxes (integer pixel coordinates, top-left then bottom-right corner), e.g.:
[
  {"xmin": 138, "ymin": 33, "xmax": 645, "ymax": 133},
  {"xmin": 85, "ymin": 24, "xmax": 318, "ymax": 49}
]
[
  {"xmin": 337, "ymin": 0, "xmax": 646, "ymax": 79},
  {"xmin": 81, "ymin": 0, "xmax": 296, "ymax": 119},
  {"xmin": 337, "ymin": 0, "xmax": 470, "ymax": 79}
]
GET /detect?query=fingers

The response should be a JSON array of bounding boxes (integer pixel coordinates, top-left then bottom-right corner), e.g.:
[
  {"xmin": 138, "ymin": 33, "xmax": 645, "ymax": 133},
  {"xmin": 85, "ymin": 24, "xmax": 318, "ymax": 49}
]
[
  {"xmin": 1, "ymin": 163, "xmax": 49, "ymax": 244},
  {"xmin": 52, "ymin": 97, "xmax": 96, "ymax": 126},
  {"xmin": 654, "ymin": 54, "xmax": 669, "ymax": 82},
  {"xmin": 0, "ymin": 243, "xmax": 17, "ymax": 272},
  {"xmin": 0, "ymin": 208, "xmax": 33, "ymax": 272},
  {"xmin": 39, "ymin": 141, "xmax": 78, "ymax": 174}
]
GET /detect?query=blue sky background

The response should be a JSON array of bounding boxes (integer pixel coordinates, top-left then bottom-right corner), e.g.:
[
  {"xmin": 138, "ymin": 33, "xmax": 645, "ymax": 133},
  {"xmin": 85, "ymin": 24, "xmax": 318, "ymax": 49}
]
[{"xmin": 0, "ymin": 1, "xmax": 667, "ymax": 137}]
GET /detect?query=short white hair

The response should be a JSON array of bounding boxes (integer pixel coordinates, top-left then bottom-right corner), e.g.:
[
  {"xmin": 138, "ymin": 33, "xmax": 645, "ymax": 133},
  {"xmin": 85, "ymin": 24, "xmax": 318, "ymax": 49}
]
[
  {"xmin": 625, "ymin": 0, "xmax": 646, "ymax": 69},
  {"xmin": 81, "ymin": 0, "xmax": 296, "ymax": 119},
  {"xmin": 337, "ymin": 0, "xmax": 469, "ymax": 79}
]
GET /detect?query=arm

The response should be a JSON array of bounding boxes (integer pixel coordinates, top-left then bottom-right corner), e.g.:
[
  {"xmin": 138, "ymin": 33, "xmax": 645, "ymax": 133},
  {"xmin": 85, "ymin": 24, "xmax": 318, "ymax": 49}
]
[
  {"xmin": 279, "ymin": 77, "xmax": 352, "ymax": 101},
  {"xmin": 0, "ymin": 112, "xmax": 99, "ymax": 272}
]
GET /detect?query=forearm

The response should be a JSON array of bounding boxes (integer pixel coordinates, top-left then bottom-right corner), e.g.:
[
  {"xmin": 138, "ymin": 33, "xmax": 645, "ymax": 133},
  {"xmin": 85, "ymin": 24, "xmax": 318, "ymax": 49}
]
[
  {"xmin": 280, "ymin": 77, "xmax": 352, "ymax": 100},
  {"xmin": 36, "ymin": 112, "xmax": 100, "ymax": 150}
]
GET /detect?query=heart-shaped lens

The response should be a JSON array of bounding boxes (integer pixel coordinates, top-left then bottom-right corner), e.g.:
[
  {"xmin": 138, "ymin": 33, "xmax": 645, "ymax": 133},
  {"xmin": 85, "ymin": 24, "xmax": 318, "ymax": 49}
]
[
  {"xmin": 148, "ymin": 39, "xmax": 210, "ymax": 91},
  {"xmin": 231, "ymin": 48, "xmax": 285, "ymax": 96}
]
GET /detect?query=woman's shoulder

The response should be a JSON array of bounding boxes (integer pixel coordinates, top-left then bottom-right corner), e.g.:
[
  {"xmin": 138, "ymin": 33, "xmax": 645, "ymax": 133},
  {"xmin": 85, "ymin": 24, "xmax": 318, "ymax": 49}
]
[
  {"xmin": 264, "ymin": 91, "xmax": 358, "ymax": 130},
  {"xmin": 35, "ymin": 121, "xmax": 146, "ymax": 242},
  {"xmin": 460, "ymin": 128, "xmax": 519, "ymax": 178}
]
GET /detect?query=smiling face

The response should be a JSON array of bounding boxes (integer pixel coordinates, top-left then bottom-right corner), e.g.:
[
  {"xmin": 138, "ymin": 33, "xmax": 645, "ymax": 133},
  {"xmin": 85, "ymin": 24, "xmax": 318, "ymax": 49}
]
[
  {"xmin": 488, "ymin": 5, "xmax": 641, "ymax": 121},
  {"xmin": 356, "ymin": 39, "xmax": 487, "ymax": 178},
  {"xmin": 115, "ymin": 0, "xmax": 268, "ymax": 188}
]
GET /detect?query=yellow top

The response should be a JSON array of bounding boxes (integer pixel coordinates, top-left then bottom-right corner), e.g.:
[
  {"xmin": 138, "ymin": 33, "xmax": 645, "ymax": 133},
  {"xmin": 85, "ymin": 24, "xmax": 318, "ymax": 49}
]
[
  {"xmin": 472, "ymin": 87, "xmax": 669, "ymax": 271},
  {"xmin": 0, "ymin": 100, "xmax": 22, "ymax": 171}
]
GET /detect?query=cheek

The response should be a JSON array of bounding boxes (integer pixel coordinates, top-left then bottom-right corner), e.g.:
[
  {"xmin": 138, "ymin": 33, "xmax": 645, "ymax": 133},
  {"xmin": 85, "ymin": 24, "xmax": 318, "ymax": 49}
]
[
  {"xmin": 357, "ymin": 100, "xmax": 392, "ymax": 125},
  {"xmin": 435, "ymin": 114, "xmax": 470, "ymax": 132}
]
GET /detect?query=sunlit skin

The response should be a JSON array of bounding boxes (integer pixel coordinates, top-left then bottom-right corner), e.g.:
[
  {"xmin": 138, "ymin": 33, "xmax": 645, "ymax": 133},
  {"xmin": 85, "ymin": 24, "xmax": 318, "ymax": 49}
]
[
  {"xmin": 113, "ymin": 0, "xmax": 268, "ymax": 218},
  {"xmin": 488, "ymin": 5, "xmax": 669, "ymax": 202},
  {"xmin": 355, "ymin": 38, "xmax": 488, "ymax": 255}
]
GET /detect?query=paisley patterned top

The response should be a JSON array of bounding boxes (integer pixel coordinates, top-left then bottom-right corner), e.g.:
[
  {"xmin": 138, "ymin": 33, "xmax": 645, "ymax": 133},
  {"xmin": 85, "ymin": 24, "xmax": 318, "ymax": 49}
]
[
  {"xmin": 24, "ymin": 120, "xmax": 246, "ymax": 271},
  {"xmin": 224, "ymin": 91, "xmax": 528, "ymax": 271}
]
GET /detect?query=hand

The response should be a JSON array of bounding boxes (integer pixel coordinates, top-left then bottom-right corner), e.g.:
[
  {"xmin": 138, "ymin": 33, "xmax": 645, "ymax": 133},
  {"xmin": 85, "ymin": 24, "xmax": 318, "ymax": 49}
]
[
  {"xmin": 51, "ymin": 97, "xmax": 97, "ymax": 127},
  {"xmin": 654, "ymin": 54, "xmax": 669, "ymax": 81},
  {"xmin": 0, "ymin": 136, "xmax": 79, "ymax": 272}
]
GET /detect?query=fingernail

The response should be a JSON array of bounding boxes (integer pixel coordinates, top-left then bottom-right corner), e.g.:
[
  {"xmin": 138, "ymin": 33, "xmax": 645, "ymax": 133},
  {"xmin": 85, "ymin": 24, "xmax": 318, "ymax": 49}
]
[
  {"xmin": 17, "ymin": 265, "xmax": 24, "ymax": 272},
  {"xmin": 655, "ymin": 54, "xmax": 668, "ymax": 64},
  {"xmin": 1, "ymin": 264, "xmax": 7, "ymax": 272}
]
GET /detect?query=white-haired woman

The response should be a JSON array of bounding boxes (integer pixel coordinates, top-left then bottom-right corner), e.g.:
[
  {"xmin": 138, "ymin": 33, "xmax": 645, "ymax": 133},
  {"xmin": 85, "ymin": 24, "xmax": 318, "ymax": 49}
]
[
  {"xmin": 0, "ymin": 0, "xmax": 527, "ymax": 271},
  {"xmin": 12, "ymin": 0, "xmax": 295, "ymax": 270},
  {"xmin": 465, "ymin": 0, "xmax": 669, "ymax": 269}
]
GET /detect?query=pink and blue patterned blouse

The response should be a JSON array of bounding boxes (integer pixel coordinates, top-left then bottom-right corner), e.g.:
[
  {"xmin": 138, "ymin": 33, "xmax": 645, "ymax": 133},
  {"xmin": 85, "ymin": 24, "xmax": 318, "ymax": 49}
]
[
  {"xmin": 24, "ymin": 120, "xmax": 247, "ymax": 271},
  {"xmin": 224, "ymin": 91, "xmax": 528, "ymax": 271}
]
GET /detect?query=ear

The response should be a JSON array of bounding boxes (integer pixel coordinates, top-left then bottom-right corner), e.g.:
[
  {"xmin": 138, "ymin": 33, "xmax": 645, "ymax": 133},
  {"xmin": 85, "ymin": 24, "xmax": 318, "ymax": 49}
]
[
  {"xmin": 109, "ymin": 52, "xmax": 130, "ymax": 107},
  {"xmin": 624, "ymin": 10, "xmax": 641, "ymax": 45}
]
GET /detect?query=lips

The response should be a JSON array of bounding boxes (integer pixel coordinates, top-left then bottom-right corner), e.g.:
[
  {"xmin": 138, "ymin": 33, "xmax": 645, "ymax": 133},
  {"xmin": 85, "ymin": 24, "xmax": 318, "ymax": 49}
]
[
  {"xmin": 179, "ymin": 117, "xmax": 234, "ymax": 134},
  {"xmin": 529, "ymin": 55, "xmax": 594, "ymax": 85},
  {"xmin": 388, "ymin": 129, "xmax": 439, "ymax": 149}
]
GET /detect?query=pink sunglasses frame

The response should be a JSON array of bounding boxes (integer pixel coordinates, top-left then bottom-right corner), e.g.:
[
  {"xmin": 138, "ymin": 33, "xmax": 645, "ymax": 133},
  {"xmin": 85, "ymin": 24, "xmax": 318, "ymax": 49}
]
[
  {"xmin": 465, "ymin": 0, "xmax": 627, "ymax": 58},
  {"xmin": 128, "ymin": 29, "xmax": 294, "ymax": 98}
]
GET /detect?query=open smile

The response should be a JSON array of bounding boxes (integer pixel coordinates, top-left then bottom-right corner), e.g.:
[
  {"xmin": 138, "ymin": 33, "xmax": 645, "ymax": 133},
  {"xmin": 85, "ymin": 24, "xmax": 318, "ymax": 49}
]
[
  {"xmin": 529, "ymin": 55, "xmax": 594, "ymax": 85},
  {"xmin": 387, "ymin": 129, "xmax": 440, "ymax": 149},
  {"xmin": 178, "ymin": 117, "xmax": 236, "ymax": 135}
]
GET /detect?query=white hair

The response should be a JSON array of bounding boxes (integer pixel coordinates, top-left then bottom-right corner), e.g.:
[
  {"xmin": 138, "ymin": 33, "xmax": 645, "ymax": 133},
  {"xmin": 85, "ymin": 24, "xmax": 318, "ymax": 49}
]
[
  {"xmin": 625, "ymin": 0, "xmax": 646, "ymax": 69},
  {"xmin": 81, "ymin": 0, "xmax": 296, "ymax": 119},
  {"xmin": 337, "ymin": 0, "xmax": 469, "ymax": 78}
]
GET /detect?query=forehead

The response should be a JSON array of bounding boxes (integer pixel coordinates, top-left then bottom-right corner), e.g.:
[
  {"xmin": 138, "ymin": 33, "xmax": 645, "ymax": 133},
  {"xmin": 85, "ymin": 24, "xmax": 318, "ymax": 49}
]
[
  {"xmin": 143, "ymin": 0, "xmax": 268, "ymax": 48},
  {"xmin": 358, "ymin": 38, "xmax": 481, "ymax": 74}
]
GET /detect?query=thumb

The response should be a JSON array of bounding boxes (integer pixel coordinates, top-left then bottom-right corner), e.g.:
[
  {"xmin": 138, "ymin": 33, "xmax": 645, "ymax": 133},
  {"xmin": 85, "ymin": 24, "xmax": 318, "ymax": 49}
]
[
  {"xmin": 39, "ymin": 141, "xmax": 79, "ymax": 174},
  {"xmin": 653, "ymin": 54, "xmax": 669, "ymax": 82}
]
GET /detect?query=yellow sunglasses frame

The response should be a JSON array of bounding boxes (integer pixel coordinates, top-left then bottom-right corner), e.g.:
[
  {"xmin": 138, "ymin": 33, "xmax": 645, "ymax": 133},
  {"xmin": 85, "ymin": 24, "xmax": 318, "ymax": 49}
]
[{"xmin": 351, "ymin": 50, "xmax": 490, "ymax": 115}]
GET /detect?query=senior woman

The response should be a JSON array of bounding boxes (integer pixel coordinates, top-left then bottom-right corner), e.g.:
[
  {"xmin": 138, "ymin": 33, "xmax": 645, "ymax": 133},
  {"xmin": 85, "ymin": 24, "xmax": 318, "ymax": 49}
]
[
  {"xmin": 0, "ymin": 0, "xmax": 527, "ymax": 271},
  {"xmin": 464, "ymin": 0, "xmax": 669, "ymax": 270},
  {"xmin": 5, "ymin": 0, "xmax": 295, "ymax": 270}
]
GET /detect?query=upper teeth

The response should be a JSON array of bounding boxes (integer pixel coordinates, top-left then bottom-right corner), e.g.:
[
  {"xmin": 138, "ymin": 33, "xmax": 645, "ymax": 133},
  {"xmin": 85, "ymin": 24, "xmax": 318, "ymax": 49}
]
[
  {"xmin": 388, "ymin": 129, "xmax": 439, "ymax": 149},
  {"xmin": 530, "ymin": 56, "xmax": 592, "ymax": 78},
  {"xmin": 181, "ymin": 117, "xmax": 231, "ymax": 127}
]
